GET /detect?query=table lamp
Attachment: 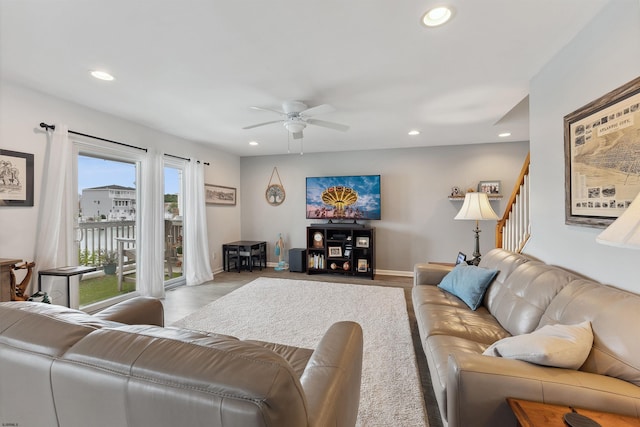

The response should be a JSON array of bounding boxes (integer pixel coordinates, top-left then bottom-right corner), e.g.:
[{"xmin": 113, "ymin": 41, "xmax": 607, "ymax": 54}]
[
  {"xmin": 596, "ymin": 193, "xmax": 640, "ymax": 249},
  {"xmin": 455, "ymin": 192, "xmax": 499, "ymax": 265}
]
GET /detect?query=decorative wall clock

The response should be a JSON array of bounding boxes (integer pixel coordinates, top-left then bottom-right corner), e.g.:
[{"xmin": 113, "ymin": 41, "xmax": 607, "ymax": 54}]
[{"xmin": 265, "ymin": 167, "xmax": 286, "ymax": 206}]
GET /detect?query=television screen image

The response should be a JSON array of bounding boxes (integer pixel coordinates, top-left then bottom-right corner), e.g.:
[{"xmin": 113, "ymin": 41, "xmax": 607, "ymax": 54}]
[{"xmin": 306, "ymin": 175, "xmax": 381, "ymax": 220}]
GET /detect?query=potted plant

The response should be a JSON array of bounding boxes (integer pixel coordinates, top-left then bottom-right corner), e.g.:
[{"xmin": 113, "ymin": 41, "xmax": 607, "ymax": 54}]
[{"xmin": 101, "ymin": 250, "xmax": 118, "ymax": 275}]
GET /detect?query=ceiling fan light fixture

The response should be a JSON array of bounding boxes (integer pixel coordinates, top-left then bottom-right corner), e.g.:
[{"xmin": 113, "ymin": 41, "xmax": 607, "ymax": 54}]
[
  {"xmin": 284, "ymin": 121, "xmax": 306, "ymax": 134},
  {"xmin": 422, "ymin": 6, "xmax": 454, "ymax": 27}
]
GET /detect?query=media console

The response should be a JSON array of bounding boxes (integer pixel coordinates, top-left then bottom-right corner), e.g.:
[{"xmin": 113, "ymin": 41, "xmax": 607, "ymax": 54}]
[{"xmin": 306, "ymin": 224, "xmax": 375, "ymax": 279}]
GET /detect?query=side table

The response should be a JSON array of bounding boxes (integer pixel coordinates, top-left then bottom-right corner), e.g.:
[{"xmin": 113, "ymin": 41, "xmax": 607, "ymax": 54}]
[
  {"xmin": 38, "ymin": 266, "xmax": 97, "ymax": 308},
  {"xmin": 507, "ymin": 397, "xmax": 640, "ymax": 427}
]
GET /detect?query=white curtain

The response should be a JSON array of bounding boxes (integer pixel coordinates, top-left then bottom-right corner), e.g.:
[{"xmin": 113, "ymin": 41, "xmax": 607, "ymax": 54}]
[
  {"xmin": 136, "ymin": 149, "xmax": 165, "ymax": 298},
  {"xmin": 34, "ymin": 125, "xmax": 76, "ymax": 304},
  {"xmin": 184, "ymin": 159, "xmax": 213, "ymax": 286}
]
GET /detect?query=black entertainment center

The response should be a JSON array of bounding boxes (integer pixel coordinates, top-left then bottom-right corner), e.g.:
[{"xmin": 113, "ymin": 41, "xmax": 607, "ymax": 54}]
[{"xmin": 306, "ymin": 223, "xmax": 375, "ymax": 279}]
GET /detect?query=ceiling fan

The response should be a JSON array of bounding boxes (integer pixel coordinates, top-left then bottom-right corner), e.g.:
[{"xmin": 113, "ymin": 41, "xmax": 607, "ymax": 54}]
[{"xmin": 242, "ymin": 101, "xmax": 349, "ymax": 139}]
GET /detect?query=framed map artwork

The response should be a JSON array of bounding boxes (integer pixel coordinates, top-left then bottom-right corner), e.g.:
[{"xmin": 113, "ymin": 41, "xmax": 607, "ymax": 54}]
[{"xmin": 564, "ymin": 76, "xmax": 640, "ymax": 228}]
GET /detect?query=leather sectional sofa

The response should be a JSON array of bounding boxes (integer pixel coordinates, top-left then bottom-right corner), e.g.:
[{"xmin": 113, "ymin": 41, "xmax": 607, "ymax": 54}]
[
  {"xmin": 413, "ymin": 248, "xmax": 640, "ymax": 427},
  {"xmin": 0, "ymin": 297, "xmax": 363, "ymax": 427}
]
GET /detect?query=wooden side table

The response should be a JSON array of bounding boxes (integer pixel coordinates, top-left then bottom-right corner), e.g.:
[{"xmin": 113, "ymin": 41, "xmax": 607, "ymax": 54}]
[{"xmin": 507, "ymin": 397, "xmax": 640, "ymax": 427}]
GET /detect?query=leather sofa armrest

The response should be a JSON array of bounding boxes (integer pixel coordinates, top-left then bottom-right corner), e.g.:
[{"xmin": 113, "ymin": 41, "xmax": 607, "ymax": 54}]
[
  {"xmin": 446, "ymin": 352, "xmax": 640, "ymax": 427},
  {"xmin": 94, "ymin": 296, "xmax": 164, "ymax": 326},
  {"xmin": 414, "ymin": 263, "xmax": 453, "ymax": 287},
  {"xmin": 300, "ymin": 321, "xmax": 363, "ymax": 427}
]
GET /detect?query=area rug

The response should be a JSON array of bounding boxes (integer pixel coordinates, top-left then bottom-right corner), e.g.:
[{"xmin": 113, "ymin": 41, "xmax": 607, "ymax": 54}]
[{"xmin": 173, "ymin": 277, "xmax": 428, "ymax": 427}]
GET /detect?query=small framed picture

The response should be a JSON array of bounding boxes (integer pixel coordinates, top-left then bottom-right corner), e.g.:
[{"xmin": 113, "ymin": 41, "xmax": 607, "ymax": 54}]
[
  {"xmin": 355, "ymin": 236, "xmax": 370, "ymax": 248},
  {"xmin": 478, "ymin": 180, "xmax": 501, "ymax": 195},
  {"xmin": 456, "ymin": 252, "xmax": 467, "ymax": 265},
  {"xmin": 328, "ymin": 246, "xmax": 342, "ymax": 257},
  {"xmin": 205, "ymin": 184, "xmax": 237, "ymax": 205},
  {"xmin": 357, "ymin": 259, "xmax": 368, "ymax": 272}
]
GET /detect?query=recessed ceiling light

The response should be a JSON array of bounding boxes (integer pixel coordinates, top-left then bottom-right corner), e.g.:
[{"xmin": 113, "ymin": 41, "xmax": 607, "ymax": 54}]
[
  {"xmin": 422, "ymin": 6, "xmax": 454, "ymax": 27},
  {"xmin": 498, "ymin": 132, "xmax": 512, "ymax": 138},
  {"xmin": 90, "ymin": 70, "xmax": 115, "ymax": 81},
  {"xmin": 249, "ymin": 141, "xmax": 259, "ymax": 146},
  {"xmin": 408, "ymin": 130, "xmax": 421, "ymax": 136}
]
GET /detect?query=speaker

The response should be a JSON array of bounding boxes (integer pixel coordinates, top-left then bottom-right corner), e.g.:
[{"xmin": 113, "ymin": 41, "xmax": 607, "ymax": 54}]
[{"xmin": 289, "ymin": 248, "xmax": 307, "ymax": 272}]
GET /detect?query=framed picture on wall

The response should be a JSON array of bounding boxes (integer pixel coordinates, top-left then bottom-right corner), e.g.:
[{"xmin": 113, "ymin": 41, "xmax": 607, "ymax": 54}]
[
  {"xmin": 564, "ymin": 76, "xmax": 640, "ymax": 228},
  {"xmin": 0, "ymin": 149, "xmax": 34, "ymax": 207},
  {"xmin": 205, "ymin": 184, "xmax": 236, "ymax": 205}
]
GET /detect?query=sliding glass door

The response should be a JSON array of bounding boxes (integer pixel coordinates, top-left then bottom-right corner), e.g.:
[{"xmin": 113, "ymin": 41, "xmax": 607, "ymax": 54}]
[
  {"xmin": 77, "ymin": 154, "xmax": 139, "ymax": 307},
  {"xmin": 164, "ymin": 160, "xmax": 185, "ymax": 287}
]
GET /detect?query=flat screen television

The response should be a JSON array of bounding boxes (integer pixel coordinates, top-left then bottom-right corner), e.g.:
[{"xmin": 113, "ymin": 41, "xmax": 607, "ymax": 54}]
[{"xmin": 306, "ymin": 174, "xmax": 381, "ymax": 220}]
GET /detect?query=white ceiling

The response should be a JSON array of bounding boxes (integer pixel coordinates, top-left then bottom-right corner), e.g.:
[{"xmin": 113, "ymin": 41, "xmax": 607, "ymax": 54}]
[{"xmin": 1, "ymin": 0, "xmax": 610, "ymax": 157}]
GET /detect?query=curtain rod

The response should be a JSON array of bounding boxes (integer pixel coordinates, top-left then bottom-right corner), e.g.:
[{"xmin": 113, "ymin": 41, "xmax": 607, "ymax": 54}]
[
  {"xmin": 39, "ymin": 122, "xmax": 148, "ymax": 152},
  {"xmin": 165, "ymin": 153, "xmax": 210, "ymax": 166}
]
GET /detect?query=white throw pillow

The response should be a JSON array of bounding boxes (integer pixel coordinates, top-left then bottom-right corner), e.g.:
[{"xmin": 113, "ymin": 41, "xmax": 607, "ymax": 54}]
[{"xmin": 482, "ymin": 321, "xmax": 593, "ymax": 370}]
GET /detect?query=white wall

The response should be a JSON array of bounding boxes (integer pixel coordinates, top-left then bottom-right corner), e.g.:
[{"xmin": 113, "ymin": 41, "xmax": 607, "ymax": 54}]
[
  {"xmin": 527, "ymin": 0, "xmax": 640, "ymax": 292},
  {"xmin": 240, "ymin": 141, "xmax": 529, "ymax": 274},
  {"xmin": 0, "ymin": 82, "xmax": 241, "ymax": 272}
]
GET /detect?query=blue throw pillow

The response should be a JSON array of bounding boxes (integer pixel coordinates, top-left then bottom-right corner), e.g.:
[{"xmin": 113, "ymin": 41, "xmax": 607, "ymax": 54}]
[{"xmin": 437, "ymin": 263, "xmax": 498, "ymax": 310}]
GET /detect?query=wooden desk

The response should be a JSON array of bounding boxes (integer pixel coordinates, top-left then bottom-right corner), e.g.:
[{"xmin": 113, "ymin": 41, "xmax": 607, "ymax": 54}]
[
  {"xmin": 0, "ymin": 258, "xmax": 22, "ymax": 302},
  {"xmin": 222, "ymin": 241, "xmax": 266, "ymax": 272},
  {"xmin": 507, "ymin": 398, "xmax": 640, "ymax": 427}
]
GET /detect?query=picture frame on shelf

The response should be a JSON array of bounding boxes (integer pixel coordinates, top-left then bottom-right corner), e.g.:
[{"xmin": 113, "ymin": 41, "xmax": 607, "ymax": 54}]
[
  {"xmin": 478, "ymin": 181, "xmax": 501, "ymax": 195},
  {"xmin": 357, "ymin": 259, "xmax": 368, "ymax": 272},
  {"xmin": 564, "ymin": 76, "xmax": 640, "ymax": 228},
  {"xmin": 328, "ymin": 246, "xmax": 342, "ymax": 257},
  {"xmin": 355, "ymin": 236, "xmax": 370, "ymax": 248},
  {"xmin": 0, "ymin": 149, "xmax": 34, "ymax": 207},
  {"xmin": 456, "ymin": 252, "xmax": 467, "ymax": 265},
  {"xmin": 205, "ymin": 184, "xmax": 236, "ymax": 205}
]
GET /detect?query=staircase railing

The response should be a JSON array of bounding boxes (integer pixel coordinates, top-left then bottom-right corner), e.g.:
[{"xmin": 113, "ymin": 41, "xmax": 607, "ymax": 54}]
[{"xmin": 496, "ymin": 152, "xmax": 530, "ymax": 252}]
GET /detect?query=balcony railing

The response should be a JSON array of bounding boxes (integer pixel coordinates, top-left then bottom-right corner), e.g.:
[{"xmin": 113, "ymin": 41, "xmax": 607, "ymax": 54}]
[{"xmin": 78, "ymin": 219, "xmax": 182, "ymax": 268}]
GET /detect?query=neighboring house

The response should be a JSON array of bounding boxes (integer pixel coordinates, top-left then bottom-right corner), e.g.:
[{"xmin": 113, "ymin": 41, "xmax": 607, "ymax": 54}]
[{"xmin": 80, "ymin": 185, "xmax": 136, "ymax": 221}]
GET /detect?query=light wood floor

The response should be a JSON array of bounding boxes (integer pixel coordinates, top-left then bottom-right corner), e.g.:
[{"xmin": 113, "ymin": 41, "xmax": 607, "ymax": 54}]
[{"xmin": 162, "ymin": 268, "xmax": 443, "ymax": 427}]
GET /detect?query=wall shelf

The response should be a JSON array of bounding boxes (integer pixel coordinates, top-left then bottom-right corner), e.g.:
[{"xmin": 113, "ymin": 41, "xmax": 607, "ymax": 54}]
[{"xmin": 448, "ymin": 195, "xmax": 502, "ymax": 201}]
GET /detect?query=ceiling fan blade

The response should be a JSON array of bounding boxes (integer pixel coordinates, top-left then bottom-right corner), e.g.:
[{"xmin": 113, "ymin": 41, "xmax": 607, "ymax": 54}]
[
  {"xmin": 249, "ymin": 106, "xmax": 285, "ymax": 115},
  {"xmin": 301, "ymin": 104, "xmax": 335, "ymax": 117},
  {"xmin": 292, "ymin": 131, "xmax": 304, "ymax": 140},
  {"xmin": 242, "ymin": 119, "xmax": 283, "ymax": 130},
  {"xmin": 306, "ymin": 118, "xmax": 349, "ymax": 132}
]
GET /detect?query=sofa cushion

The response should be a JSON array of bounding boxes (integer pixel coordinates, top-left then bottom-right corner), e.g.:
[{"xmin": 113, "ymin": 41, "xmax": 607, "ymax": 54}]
[
  {"xmin": 484, "ymin": 262, "xmax": 579, "ymax": 336},
  {"xmin": 483, "ymin": 321, "xmax": 593, "ymax": 369},
  {"xmin": 51, "ymin": 325, "xmax": 309, "ymax": 427},
  {"xmin": 539, "ymin": 280, "xmax": 640, "ymax": 387},
  {"xmin": 416, "ymin": 304, "xmax": 510, "ymax": 345},
  {"xmin": 438, "ymin": 263, "xmax": 498, "ymax": 310}
]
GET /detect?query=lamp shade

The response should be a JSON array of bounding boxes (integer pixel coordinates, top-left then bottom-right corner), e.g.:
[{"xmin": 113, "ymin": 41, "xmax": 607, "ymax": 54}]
[
  {"xmin": 596, "ymin": 193, "xmax": 640, "ymax": 249},
  {"xmin": 454, "ymin": 192, "xmax": 499, "ymax": 221}
]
